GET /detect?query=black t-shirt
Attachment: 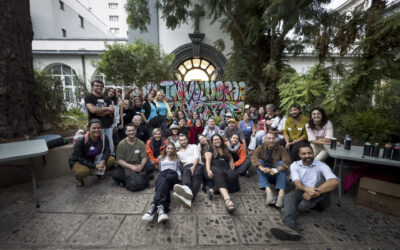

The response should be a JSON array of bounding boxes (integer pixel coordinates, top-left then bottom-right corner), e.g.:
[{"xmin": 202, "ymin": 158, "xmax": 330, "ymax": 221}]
[
  {"xmin": 207, "ymin": 147, "xmax": 230, "ymax": 169},
  {"xmin": 141, "ymin": 102, "xmax": 151, "ymax": 119},
  {"xmin": 264, "ymin": 149, "xmax": 273, "ymax": 167},
  {"xmin": 122, "ymin": 108, "xmax": 133, "ymax": 126},
  {"xmin": 132, "ymin": 106, "xmax": 142, "ymax": 117},
  {"xmin": 84, "ymin": 94, "xmax": 113, "ymax": 128}
]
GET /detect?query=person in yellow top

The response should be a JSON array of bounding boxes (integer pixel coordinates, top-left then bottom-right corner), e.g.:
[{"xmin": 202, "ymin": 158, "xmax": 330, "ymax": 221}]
[{"xmin": 283, "ymin": 104, "xmax": 309, "ymax": 161}]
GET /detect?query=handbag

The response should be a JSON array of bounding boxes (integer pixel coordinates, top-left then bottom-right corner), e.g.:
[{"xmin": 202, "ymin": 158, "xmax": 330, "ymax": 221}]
[{"xmin": 248, "ymin": 135, "xmax": 257, "ymax": 150}]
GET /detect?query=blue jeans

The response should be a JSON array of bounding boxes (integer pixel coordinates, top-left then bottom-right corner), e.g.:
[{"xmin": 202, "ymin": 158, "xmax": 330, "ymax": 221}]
[
  {"xmin": 257, "ymin": 159, "xmax": 286, "ymax": 190},
  {"xmin": 102, "ymin": 128, "xmax": 114, "ymax": 154}
]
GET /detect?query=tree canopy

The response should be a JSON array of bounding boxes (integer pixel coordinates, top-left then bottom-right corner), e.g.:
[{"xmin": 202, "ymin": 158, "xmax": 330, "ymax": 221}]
[{"xmin": 95, "ymin": 40, "xmax": 174, "ymax": 87}]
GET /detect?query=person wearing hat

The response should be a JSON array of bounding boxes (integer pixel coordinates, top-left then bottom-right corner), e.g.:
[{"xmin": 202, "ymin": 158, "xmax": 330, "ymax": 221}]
[
  {"xmin": 219, "ymin": 112, "xmax": 232, "ymax": 134},
  {"xmin": 223, "ymin": 118, "xmax": 247, "ymax": 150},
  {"xmin": 168, "ymin": 124, "xmax": 181, "ymax": 150}
]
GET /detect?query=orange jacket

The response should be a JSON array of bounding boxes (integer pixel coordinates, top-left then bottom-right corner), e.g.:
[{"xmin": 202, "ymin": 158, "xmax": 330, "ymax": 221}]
[
  {"xmin": 146, "ymin": 138, "xmax": 168, "ymax": 165},
  {"xmin": 225, "ymin": 142, "xmax": 247, "ymax": 167}
]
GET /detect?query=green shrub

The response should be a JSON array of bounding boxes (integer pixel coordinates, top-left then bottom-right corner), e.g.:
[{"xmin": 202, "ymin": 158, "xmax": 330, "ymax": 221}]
[
  {"xmin": 60, "ymin": 108, "xmax": 88, "ymax": 130},
  {"xmin": 340, "ymin": 110, "xmax": 400, "ymax": 144}
]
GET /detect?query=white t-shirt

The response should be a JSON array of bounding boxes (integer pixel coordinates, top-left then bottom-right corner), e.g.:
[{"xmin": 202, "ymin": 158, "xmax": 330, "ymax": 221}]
[
  {"xmin": 271, "ymin": 116, "xmax": 287, "ymax": 139},
  {"xmin": 177, "ymin": 144, "xmax": 201, "ymax": 167},
  {"xmin": 159, "ymin": 156, "xmax": 181, "ymax": 177}
]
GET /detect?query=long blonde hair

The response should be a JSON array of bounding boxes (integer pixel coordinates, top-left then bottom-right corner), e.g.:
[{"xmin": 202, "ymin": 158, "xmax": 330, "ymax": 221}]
[{"xmin": 160, "ymin": 141, "xmax": 178, "ymax": 161}]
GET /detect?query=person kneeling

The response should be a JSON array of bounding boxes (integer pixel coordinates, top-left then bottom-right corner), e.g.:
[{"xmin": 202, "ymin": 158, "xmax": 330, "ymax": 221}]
[
  {"xmin": 270, "ymin": 144, "xmax": 339, "ymax": 241},
  {"xmin": 113, "ymin": 124, "xmax": 155, "ymax": 191},
  {"xmin": 142, "ymin": 142, "xmax": 181, "ymax": 223},
  {"xmin": 69, "ymin": 119, "xmax": 115, "ymax": 187},
  {"xmin": 251, "ymin": 132, "xmax": 291, "ymax": 207}
]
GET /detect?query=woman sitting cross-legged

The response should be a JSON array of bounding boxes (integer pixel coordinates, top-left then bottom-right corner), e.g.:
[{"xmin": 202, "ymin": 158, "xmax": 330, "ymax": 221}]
[
  {"xmin": 226, "ymin": 133, "xmax": 251, "ymax": 177},
  {"xmin": 69, "ymin": 119, "xmax": 115, "ymax": 187},
  {"xmin": 205, "ymin": 134, "xmax": 240, "ymax": 213},
  {"xmin": 142, "ymin": 142, "xmax": 181, "ymax": 223}
]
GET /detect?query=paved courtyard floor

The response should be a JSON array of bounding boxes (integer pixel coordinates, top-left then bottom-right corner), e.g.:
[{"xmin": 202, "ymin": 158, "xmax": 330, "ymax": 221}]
[{"xmin": 0, "ymin": 171, "xmax": 399, "ymax": 249}]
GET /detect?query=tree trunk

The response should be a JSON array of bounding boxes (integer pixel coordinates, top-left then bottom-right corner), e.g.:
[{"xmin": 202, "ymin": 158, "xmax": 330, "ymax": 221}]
[{"xmin": 0, "ymin": 0, "xmax": 41, "ymax": 140}]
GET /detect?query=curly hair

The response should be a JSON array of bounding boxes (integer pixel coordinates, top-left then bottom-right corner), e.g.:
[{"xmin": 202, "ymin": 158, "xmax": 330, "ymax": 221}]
[{"xmin": 308, "ymin": 107, "xmax": 328, "ymax": 130}]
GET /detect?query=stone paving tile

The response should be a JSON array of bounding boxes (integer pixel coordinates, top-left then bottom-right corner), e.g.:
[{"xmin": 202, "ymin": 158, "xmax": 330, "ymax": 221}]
[
  {"xmin": 74, "ymin": 193, "xmax": 149, "ymax": 214},
  {"xmin": 68, "ymin": 214, "xmax": 124, "ymax": 246},
  {"xmin": 372, "ymin": 227, "xmax": 400, "ymax": 247},
  {"xmin": 3, "ymin": 213, "xmax": 87, "ymax": 245},
  {"xmin": 38, "ymin": 191, "xmax": 88, "ymax": 213},
  {"xmin": 198, "ymin": 214, "xmax": 239, "ymax": 245},
  {"xmin": 111, "ymin": 215, "xmax": 158, "ymax": 246},
  {"xmin": 344, "ymin": 204, "xmax": 400, "ymax": 227},
  {"xmin": 235, "ymin": 215, "xmax": 278, "ymax": 244},
  {"xmin": 211, "ymin": 194, "xmax": 247, "ymax": 215},
  {"xmin": 156, "ymin": 214, "xmax": 197, "ymax": 246},
  {"xmin": 240, "ymin": 195, "xmax": 282, "ymax": 215}
]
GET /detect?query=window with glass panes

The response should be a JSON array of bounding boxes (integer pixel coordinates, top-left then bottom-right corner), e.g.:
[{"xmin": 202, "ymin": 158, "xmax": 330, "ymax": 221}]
[
  {"xmin": 49, "ymin": 64, "xmax": 79, "ymax": 101},
  {"xmin": 94, "ymin": 72, "xmax": 114, "ymax": 87},
  {"xmin": 175, "ymin": 58, "xmax": 218, "ymax": 81}
]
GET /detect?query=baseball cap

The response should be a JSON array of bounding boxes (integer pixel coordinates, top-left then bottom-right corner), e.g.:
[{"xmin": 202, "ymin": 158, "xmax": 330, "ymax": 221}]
[
  {"xmin": 227, "ymin": 118, "xmax": 236, "ymax": 123},
  {"xmin": 169, "ymin": 124, "xmax": 179, "ymax": 130},
  {"xmin": 245, "ymin": 104, "xmax": 250, "ymax": 109},
  {"xmin": 225, "ymin": 112, "xmax": 232, "ymax": 117}
]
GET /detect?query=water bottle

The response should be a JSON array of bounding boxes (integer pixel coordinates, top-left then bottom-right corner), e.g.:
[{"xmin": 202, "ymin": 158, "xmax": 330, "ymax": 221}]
[
  {"xmin": 371, "ymin": 143, "xmax": 380, "ymax": 158},
  {"xmin": 363, "ymin": 142, "xmax": 372, "ymax": 156},
  {"xmin": 392, "ymin": 143, "xmax": 400, "ymax": 161},
  {"xmin": 382, "ymin": 143, "xmax": 393, "ymax": 159},
  {"xmin": 344, "ymin": 134, "xmax": 352, "ymax": 150}
]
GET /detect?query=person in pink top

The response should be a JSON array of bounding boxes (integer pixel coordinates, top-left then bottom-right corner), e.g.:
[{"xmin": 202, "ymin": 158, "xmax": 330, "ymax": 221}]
[{"xmin": 305, "ymin": 108, "xmax": 334, "ymax": 161}]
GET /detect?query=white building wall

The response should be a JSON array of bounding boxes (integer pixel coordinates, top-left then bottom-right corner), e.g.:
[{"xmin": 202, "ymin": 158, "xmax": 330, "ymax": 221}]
[{"xmin": 78, "ymin": 0, "xmax": 129, "ymax": 38}]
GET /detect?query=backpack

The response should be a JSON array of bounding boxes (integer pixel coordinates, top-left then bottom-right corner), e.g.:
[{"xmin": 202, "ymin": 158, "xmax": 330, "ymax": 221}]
[{"xmin": 72, "ymin": 129, "xmax": 104, "ymax": 146}]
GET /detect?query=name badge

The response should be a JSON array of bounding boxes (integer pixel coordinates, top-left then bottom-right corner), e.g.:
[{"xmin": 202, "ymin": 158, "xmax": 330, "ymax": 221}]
[
  {"xmin": 288, "ymin": 128, "xmax": 292, "ymax": 131},
  {"xmin": 298, "ymin": 127, "xmax": 302, "ymax": 131},
  {"xmin": 135, "ymin": 150, "xmax": 140, "ymax": 154},
  {"xmin": 89, "ymin": 146, "xmax": 95, "ymax": 150},
  {"xmin": 247, "ymin": 126, "xmax": 251, "ymax": 129}
]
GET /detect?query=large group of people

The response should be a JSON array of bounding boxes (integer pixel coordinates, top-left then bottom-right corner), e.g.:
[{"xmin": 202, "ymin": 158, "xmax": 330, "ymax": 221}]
[{"xmin": 68, "ymin": 80, "xmax": 340, "ymax": 241}]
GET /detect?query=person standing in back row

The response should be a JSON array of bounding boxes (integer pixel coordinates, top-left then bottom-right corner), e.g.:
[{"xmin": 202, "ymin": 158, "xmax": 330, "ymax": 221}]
[{"xmin": 85, "ymin": 80, "xmax": 115, "ymax": 153}]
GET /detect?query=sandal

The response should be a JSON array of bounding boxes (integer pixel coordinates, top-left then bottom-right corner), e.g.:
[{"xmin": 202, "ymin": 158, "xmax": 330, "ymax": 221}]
[
  {"xmin": 225, "ymin": 198, "xmax": 235, "ymax": 213},
  {"xmin": 208, "ymin": 188, "xmax": 214, "ymax": 200}
]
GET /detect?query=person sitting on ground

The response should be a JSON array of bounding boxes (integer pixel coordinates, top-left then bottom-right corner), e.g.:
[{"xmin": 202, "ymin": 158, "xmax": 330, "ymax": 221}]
[
  {"xmin": 223, "ymin": 118, "xmax": 247, "ymax": 150},
  {"xmin": 219, "ymin": 112, "xmax": 232, "ymax": 134},
  {"xmin": 270, "ymin": 144, "xmax": 339, "ymax": 241},
  {"xmin": 305, "ymin": 108, "xmax": 335, "ymax": 161},
  {"xmin": 251, "ymin": 132, "xmax": 291, "ymax": 208},
  {"xmin": 202, "ymin": 117, "xmax": 221, "ymax": 138},
  {"xmin": 227, "ymin": 133, "xmax": 251, "ymax": 177},
  {"xmin": 146, "ymin": 128, "xmax": 169, "ymax": 168},
  {"xmin": 187, "ymin": 111, "xmax": 202, "ymax": 127},
  {"xmin": 178, "ymin": 118, "xmax": 190, "ymax": 137},
  {"xmin": 255, "ymin": 106, "xmax": 266, "ymax": 146},
  {"xmin": 270, "ymin": 107, "xmax": 287, "ymax": 146},
  {"xmin": 284, "ymin": 104, "xmax": 309, "ymax": 161},
  {"xmin": 131, "ymin": 96, "xmax": 143, "ymax": 117},
  {"xmin": 173, "ymin": 133, "xmax": 205, "ymax": 208},
  {"xmin": 112, "ymin": 124, "xmax": 155, "ymax": 191},
  {"xmin": 205, "ymin": 134, "xmax": 240, "ymax": 213},
  {"xmin": 142, "ymin": 142, "xmax": 181, "ymax": 223},
  {"xmin": 168, "ymin": 124, "xmax": 181, "ymax": 150},
  {"xmin": 172, "ymin": 110, "xmax": 188, "ymax": 125},
  {"xmin": 264, "ymin": 104, "xmax": 276, "ymax": 131},
  {"xmin": 69, "ymin": 119, "xmax": 115, "ymax": 187},
  {"xmin": 239, "ymin": 112, "xmax": 255, "ymax": 146},
  {"xmin": 132, "ymin": 115, "xmax": 149, "ymax": 143},
  {"xmin": 198, "ymin": 134, "xmax": 209, "ymax": 164},
  {"xmin": 189, "ymin": 118, "xmax": 204, "ymax": 144},
  {"xmin": 85, "ymin": 80, "xmax": 115, "ymax": 153}
]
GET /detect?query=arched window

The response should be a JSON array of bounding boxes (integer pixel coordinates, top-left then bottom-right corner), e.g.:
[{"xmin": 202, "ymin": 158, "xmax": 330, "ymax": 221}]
[
  {"xmin": 93, "ymin": 72, "xmax": 114, "ymax": 87},
  {"xmin": 175, "ymin": 58, "xmax": 218, "ymax": 81},
  {"xmin": 47, "ymin": 64, "xmax": 79, "ymax": 101}
]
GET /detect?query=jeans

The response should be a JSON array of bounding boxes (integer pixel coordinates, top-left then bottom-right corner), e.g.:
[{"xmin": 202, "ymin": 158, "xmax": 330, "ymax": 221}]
[
  {"xmin": 283, "ymin": 189, "xmax": 331, "ymax": 230},
  {"xmin": 182, "ymin": 163, "xmax": 204, "ymax": 200},
  {"xmin": 257, "ymin": 160, "xmax": 286, "ymax": 190},
  {"xmin": 102, "ymin": 128, "xmax": 114, "ymax": 154},
  {"xmin": 234, "ymin": 157, "xmax": 251, "ymax": 175}
]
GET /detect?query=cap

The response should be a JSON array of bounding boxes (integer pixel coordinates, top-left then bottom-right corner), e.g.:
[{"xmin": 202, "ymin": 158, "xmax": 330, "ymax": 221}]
[
  {"xmin": 244, "ymin": 104, "xmax": 250, "ymax": 109},
  {"xmin": 225, "ymin": 112, "xmax": 232, "ymax": 117},
  {"xmin": 227, "ymin": 118, "xmax": 236, "ymax": 123},
  {"xmin": 169, "ymin": 124, "xmax": 180, "ymax": 130}
]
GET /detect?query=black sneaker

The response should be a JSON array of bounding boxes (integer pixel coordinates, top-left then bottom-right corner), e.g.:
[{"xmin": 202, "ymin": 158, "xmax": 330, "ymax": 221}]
[
  {"xmin": 142, "ymin": 204, "xmax": 156, "ymax": 222},
  {"xmin": 270, "ymin": 225, "xmax": 300, "ymax": 241}
]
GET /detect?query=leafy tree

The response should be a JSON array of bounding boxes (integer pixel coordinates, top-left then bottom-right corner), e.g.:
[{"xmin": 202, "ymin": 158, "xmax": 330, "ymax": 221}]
[
  {"xmin": 126, "ymin": 0, "xmax": 331, "ymax": 104},
  {"xmin": 95, "ymin": 40, "xmax": 175, "ymax": 87}
]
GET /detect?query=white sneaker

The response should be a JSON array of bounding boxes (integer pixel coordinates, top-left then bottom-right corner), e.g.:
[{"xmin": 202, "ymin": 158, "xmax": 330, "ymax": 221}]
[
  {"xmin": 173, "ymin": 192, "xmax": 192, "ymax": 209},
  {"xmin": 157, "ymin": 205, "xmax": 169, "ymax": 223},
  {"xmin": 275, "ymin": 195, "xmax": 284, "ymax": 208},
  {"xmin": 173, "ymin": 184, "xmax": 193, "ymax": 200},
  {"xmin": 266, "ymin": 191, "xmax": 276, "ymax": 205},
  {"xmin": 142, "ymin": 204, "xmax": 156, "ymax": 222}
]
